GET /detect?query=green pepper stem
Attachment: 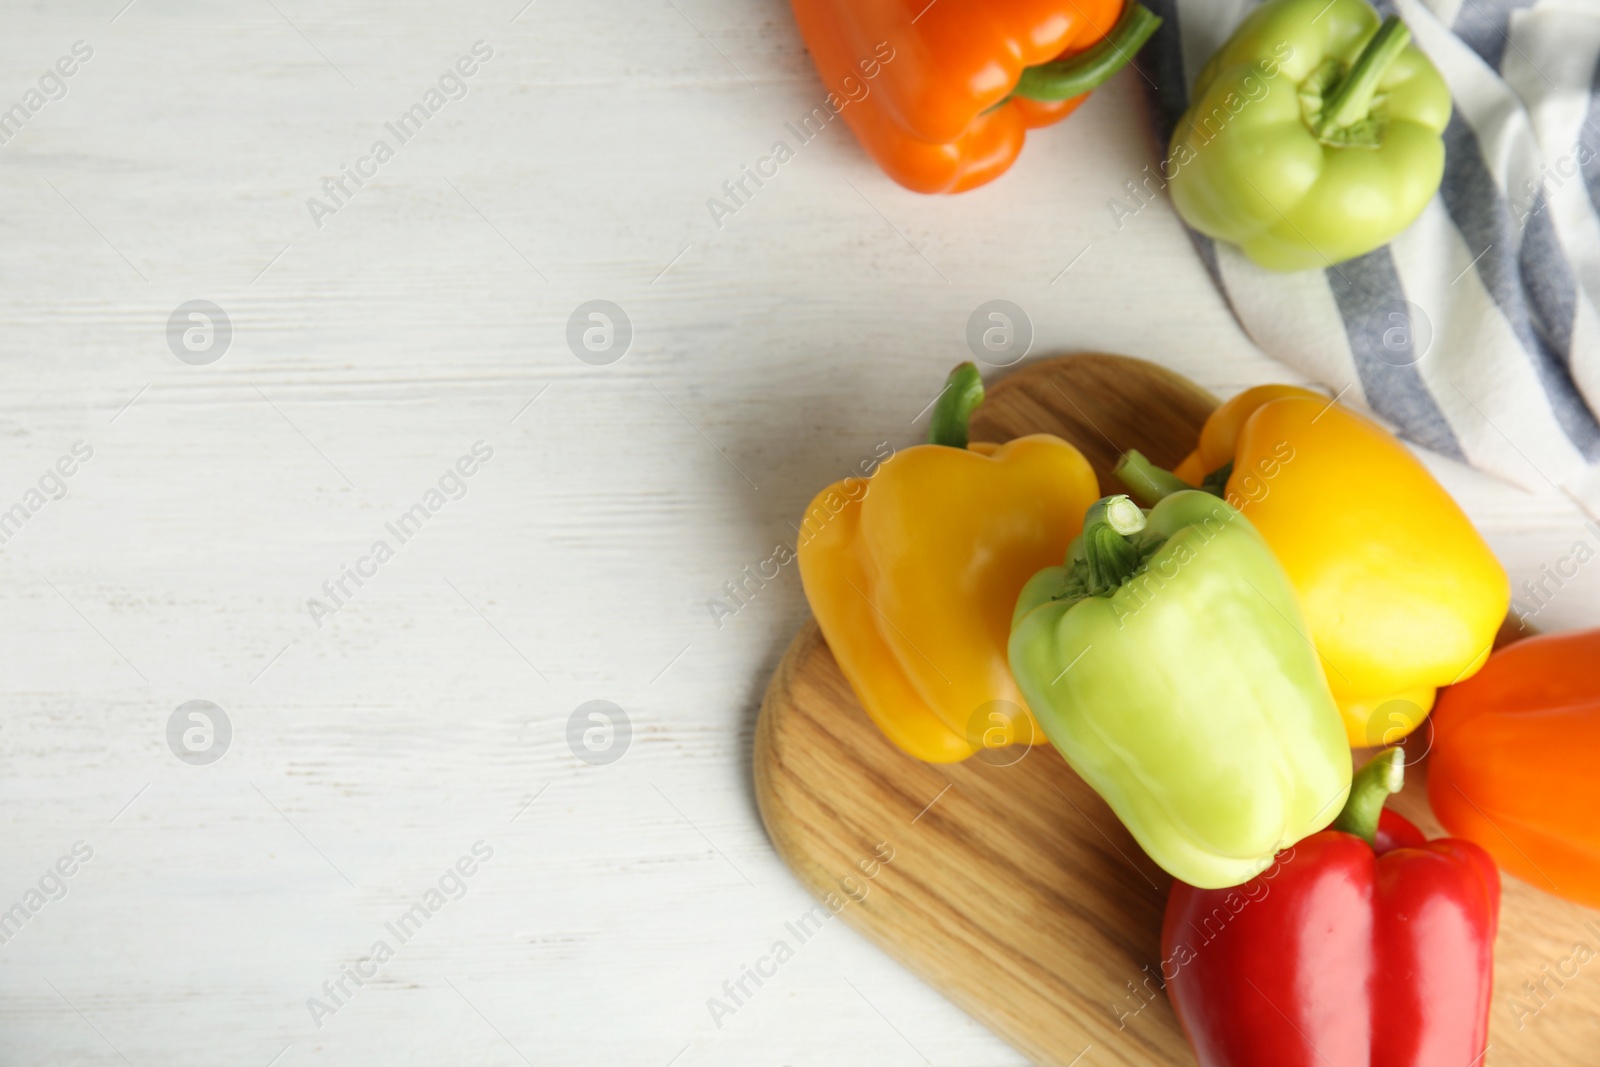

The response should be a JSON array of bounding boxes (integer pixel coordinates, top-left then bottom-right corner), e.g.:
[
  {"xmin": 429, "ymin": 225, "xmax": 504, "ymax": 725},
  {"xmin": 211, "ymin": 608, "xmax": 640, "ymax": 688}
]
[
  {"xmin": 1011, "ymin": 3, "xmax": 1164, "ymax": 103},
  {"xmin": 1114, "ymin": 449, "xmax": 1195, "ymax": 506},
  {"xmin": 1318, "ymin": 15, "xmax": 1410, "ymax": 138},
  {"xmin": 1332, "ymin": 747, "xmax": 1404, "ymax": 846},
  {"xmin": 1080, "ymin": 494, "xmax": 1147, "ymax": 594},
  {"xmin": 928, "ymin": 362, "xmax": 984, "ymax": 449},
  {"xmin": 1096, "ymin": 494, "xmax": 1146, "ymax": 535}
]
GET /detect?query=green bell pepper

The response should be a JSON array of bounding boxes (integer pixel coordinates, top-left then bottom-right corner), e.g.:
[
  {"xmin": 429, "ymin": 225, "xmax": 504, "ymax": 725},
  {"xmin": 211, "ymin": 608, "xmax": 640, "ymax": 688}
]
[
  {"xmin": 1008, "ymin": 492, "xmax": 1351, "ymax": 889},
  {"xmin": 1167, "ymin": 0, "xmax": 1451, "ymax": 272}
]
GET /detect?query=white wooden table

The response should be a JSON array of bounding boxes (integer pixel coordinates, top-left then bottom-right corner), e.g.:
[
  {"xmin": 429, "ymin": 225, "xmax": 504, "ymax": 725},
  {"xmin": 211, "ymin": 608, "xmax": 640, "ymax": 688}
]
[{"xmin": 2, "ymin": 2, "xmax": 1595, "ymax": 1064}]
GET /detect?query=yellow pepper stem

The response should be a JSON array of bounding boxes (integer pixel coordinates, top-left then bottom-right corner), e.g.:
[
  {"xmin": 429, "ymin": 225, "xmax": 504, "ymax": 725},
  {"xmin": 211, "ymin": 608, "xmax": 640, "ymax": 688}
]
[
  {"xmin": 1199, "ymin": 460, "xmax": 1234, "ymax": 496},
  {"xmin": 1114, "ymin": 449, "xmax": 1194, "ymax": 506},
  {"xmin": 929, "ymin": 362, "xmax": 984, "ymax": 448},
  {"xmin": 1332, "ymin": 747, "xmax": 1404, "ymax": 845}
]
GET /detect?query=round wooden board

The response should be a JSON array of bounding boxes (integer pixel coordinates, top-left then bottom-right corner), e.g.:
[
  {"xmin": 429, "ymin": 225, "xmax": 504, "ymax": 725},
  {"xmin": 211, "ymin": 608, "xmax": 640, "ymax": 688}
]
[{"xmin": 753, "ymin": 353, "xmax": 1600, "ymax": 1066}]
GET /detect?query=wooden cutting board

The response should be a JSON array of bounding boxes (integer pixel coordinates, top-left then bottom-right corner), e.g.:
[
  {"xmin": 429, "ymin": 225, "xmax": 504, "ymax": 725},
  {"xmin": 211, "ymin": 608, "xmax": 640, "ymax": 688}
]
[{"xmin": 753, "ymin": 354, "xmax": 1600, "ymax": 1066}]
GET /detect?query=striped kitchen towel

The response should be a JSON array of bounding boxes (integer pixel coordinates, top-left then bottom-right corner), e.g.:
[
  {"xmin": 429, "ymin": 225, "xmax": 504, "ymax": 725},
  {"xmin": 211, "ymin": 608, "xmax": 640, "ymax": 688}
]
[{"xmin": 1140, "ymin": 0, "xmax": 1600, "ymax": 500}]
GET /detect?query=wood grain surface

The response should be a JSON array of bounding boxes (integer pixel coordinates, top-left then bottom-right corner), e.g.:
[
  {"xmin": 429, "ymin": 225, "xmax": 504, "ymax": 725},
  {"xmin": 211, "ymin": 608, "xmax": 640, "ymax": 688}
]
[{"xmin": 754, "ymin": 353, "xmax": 1600, "ymax": 1067}]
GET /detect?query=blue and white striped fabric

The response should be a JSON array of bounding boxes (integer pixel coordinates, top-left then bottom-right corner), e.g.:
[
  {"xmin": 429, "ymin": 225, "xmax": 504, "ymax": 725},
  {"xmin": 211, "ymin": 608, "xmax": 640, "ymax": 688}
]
[{"xmin": 1141, "ymin": 0, "xmax": 1600, "ymax": 498}]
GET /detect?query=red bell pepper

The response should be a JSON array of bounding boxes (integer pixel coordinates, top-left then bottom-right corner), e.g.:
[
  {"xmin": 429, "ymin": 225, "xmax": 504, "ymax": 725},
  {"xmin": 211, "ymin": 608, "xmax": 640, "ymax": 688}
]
[{"xmin": 1162, "ymin": 749, "xmax": 1499, "ymax": 1067}]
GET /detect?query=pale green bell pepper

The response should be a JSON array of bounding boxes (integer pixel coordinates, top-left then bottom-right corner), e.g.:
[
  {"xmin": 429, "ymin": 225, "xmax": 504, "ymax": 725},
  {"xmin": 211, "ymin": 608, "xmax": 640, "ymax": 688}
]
[{"xmin": 1009, "ymin": 492, "xmax": 1351, "ymax": 889}]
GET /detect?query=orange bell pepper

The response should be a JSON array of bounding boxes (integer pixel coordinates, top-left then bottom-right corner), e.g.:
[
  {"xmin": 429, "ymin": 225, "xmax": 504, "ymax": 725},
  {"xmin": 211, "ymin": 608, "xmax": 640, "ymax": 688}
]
[
  {"xmin": 797, "ymin": 364, "xmax": 1099, "ymax": 761},
  {"xmin": 787, "ymin": 0, "xmax": 1162, "ymax": 193},
  {"xmin": 1428, "ymin": 629, "xmax": 1600, "ymax": 909}
]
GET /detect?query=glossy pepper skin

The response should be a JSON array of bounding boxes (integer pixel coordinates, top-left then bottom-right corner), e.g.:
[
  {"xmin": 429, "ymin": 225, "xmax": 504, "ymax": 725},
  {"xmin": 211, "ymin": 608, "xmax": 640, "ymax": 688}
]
[
  {"xmin": 1164, "ymin": 750, "xmax": 1499, "ymax": 1067},
  {"xmin": 1429, "ymin": 628, "xmax": 1600, "ymax": 909},
  {"xmin": 1168, "ymin": 0, "xmax": 1451, "ymax": 271},
  {"xmin": 797, "ymin": 365, "xmax": 1099, "ymax": 762},
  {"xmin": 1009, "ymin": 490, "xmax": 1350, "ymax": 888},
  {"xmin": 788, "ymin": 0, "xmax": 1162, "ymax": 193},
  {"xmin": 1119, "ymin": 386, "xmax": 1508, "ymax": 748}
]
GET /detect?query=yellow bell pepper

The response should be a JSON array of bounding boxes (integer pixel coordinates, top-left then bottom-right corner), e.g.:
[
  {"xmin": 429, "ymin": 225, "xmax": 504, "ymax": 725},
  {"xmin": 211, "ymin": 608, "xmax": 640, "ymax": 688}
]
[
  {"xmin": 797, "ymin": 364, "xmax": 1100, "ymax": 762},
  {"xmin": 1118, "ymin": 385, "xmax": 1509, "ymax": 747}
]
